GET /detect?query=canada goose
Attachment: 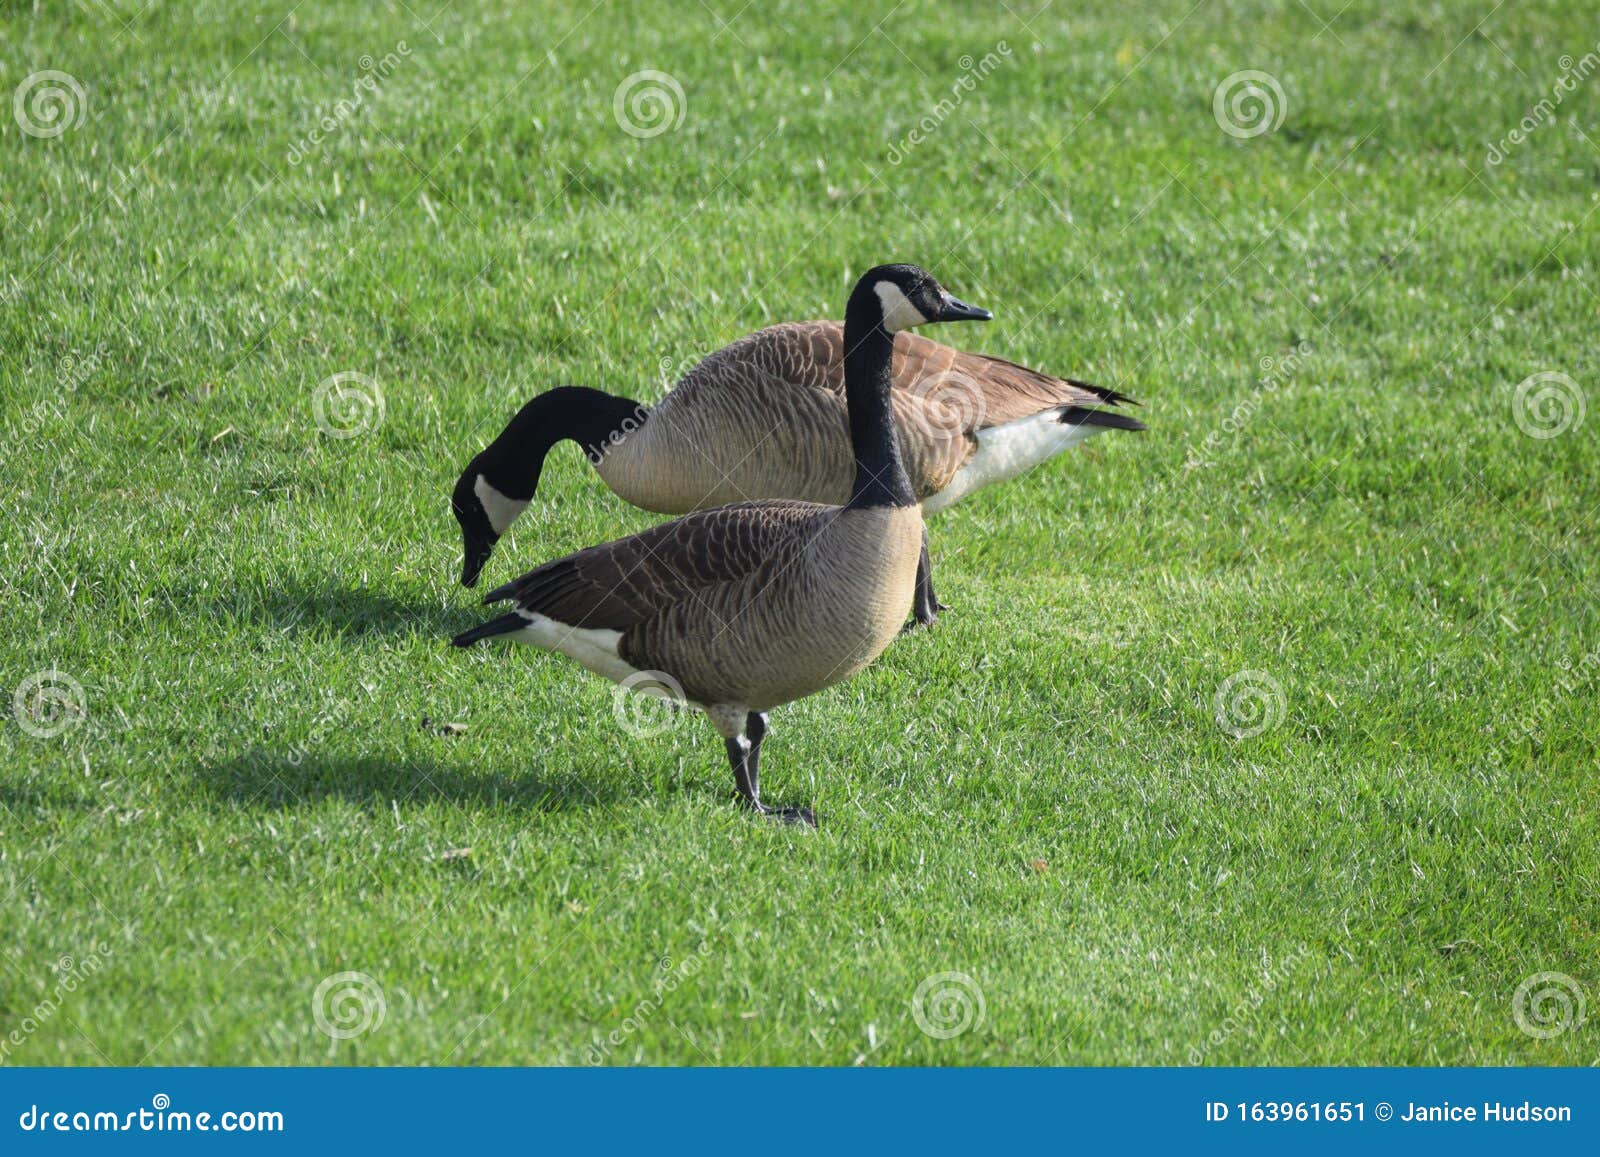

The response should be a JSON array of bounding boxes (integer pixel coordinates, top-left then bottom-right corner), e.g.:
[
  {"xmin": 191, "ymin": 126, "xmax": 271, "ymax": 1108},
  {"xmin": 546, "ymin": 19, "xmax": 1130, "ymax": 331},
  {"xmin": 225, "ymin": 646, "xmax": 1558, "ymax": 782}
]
[
  {"xmin": 451, "ymin": 264, "xmax": 992, "ymax": 823},
  {"xmin": 452, "ymin": 291, "xmax": 1143, "ymax": 627}
]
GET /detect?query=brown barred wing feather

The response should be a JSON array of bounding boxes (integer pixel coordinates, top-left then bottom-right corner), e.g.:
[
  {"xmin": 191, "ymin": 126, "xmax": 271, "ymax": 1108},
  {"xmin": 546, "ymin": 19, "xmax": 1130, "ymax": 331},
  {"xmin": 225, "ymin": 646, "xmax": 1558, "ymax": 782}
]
[{"xmin": 481, "ymin": 500, "xmax": 827, "ymax": 632}]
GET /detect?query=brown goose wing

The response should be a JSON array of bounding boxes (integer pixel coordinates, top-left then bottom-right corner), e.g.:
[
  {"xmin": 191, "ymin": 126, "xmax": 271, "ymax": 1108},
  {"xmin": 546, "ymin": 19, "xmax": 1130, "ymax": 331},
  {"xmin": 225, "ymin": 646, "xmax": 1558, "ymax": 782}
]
[
  {"xmin": 883, "ymin": 333, "xmax": 1141, "ymax": 495},
  {"xmin": 661, "ymin": 323, "xmax": 1138, "ymax": 504},
  {"xmin": 892, "ymin": 331, "xmax": 1138, "ymax": 429},
  {"xmin": 671, "ymin": 321, "xmax": 846, "ymax": 402},
  {"xmin": 481, "ymin": 500, "xmax": 826, "ymax": 631},
  {"xmin": 682, "ymin": 321, "xmax": 1136, "ymax": 427}
]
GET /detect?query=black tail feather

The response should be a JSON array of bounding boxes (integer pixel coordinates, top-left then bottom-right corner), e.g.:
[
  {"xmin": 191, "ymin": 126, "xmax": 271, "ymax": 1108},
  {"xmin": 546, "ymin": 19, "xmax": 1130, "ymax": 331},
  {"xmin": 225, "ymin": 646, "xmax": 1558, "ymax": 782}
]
[
  {"xmin": 481, "ymin": 577, "xmax": 523, "ymax": 605},
  {"xmin": 1065, "ymin": 378, "xmax": 1141, "ymax": 407},
  {"xmin": 1060, "ymin": 406, "xmax": 1147, "ymax": 432},
  {"xmin": 450, "ymin": 612, "xmax": 527, "ymax": 648}
]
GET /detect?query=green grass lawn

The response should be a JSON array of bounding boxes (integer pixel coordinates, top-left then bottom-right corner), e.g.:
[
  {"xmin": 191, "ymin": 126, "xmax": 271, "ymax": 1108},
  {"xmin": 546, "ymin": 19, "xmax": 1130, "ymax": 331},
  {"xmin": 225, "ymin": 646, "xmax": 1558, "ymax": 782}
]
[{"xmin": 3, "ymin": 0, "xmax": 1597, "ymax": 1066}]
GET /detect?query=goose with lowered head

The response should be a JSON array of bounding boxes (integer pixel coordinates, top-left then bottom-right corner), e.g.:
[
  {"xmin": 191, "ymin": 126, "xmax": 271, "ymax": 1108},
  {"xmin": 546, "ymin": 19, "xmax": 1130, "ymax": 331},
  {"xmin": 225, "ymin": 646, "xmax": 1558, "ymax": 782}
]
[
  {"xmin": 452, "ymin": 270, "xmax": 1143, "ymax": 626},
  {"xmin": 451, "ymin": 264, "xmax": 994, "ymax": 823}
]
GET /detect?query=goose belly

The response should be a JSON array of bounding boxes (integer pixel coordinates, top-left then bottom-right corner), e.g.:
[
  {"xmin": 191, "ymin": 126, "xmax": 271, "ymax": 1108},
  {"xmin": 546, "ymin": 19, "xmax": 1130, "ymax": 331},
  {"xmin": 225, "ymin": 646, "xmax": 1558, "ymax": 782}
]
[
  {"xmin": 922, "ymin": 409, "xmax": 1099, "ymax": 514},
  {"xmin": 623, "ymin": 506, "xmax": 923, "ymax": 712}
]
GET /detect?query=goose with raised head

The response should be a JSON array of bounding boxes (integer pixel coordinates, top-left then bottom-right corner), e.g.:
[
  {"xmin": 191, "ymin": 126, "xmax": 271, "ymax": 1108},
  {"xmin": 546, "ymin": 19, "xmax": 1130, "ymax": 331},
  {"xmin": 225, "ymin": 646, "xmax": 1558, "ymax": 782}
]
[
  {"xmin": 452, "ymin": 281, "xmax": 1143, "ymax": 627},
  {"xmin": 451, "ymin": 264, "xmax": 991, "ymax": 823}
]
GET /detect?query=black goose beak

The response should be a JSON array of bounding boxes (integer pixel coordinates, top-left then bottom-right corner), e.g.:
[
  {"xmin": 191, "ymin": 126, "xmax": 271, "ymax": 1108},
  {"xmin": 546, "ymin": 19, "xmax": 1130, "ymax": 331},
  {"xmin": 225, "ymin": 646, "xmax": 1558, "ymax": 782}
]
[
  {"xmin": 939, "ymin": 296, "xmax": 992, "ymax": 322},
  {"xmin": 460, "ymin": 533, "xmax": 496, "ymax": 588}
]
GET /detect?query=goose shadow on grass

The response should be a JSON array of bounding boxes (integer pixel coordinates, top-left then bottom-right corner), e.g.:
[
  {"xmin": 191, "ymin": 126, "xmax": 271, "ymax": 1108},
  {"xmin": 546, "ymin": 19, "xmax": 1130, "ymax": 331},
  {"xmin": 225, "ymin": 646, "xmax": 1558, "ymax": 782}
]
[
  {"xmin": 160, "ymin": 578, "xmax": 482, "ymax": 642},
  {"xmin": 0, "ymin": 779, "xmax": 106, "ymax": 815},
  {"xmin": 194, "ymin": 748, "xmax": 646, "ymax": 817}
]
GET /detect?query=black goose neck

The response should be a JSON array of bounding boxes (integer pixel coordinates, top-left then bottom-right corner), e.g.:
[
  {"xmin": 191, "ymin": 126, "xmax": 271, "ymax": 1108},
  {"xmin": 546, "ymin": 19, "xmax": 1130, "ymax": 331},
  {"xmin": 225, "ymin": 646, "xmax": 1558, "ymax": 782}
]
[
  {"xmin": 842, "ymin": 297, "xmax": 916, "ymax": 510},
  {"xmin": 478, "ymin": 387, "xmax": 644, "ymax": 498}
]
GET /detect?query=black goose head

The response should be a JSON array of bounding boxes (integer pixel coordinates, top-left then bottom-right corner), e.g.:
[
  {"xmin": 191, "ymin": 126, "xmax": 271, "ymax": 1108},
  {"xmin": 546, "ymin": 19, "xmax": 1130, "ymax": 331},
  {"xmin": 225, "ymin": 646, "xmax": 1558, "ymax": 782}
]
[
  {"xmin": 452, "ymin": 460, "xmax": 515, "ymax": 588},
  {"xmin": 452, "ymin": 387, "xmax": 646, "ymax": 587},
  {"xmin": 840, "ymin": 264, "xmax": 990, "ymax": 510},
  {"xmin": 846, "ymin": 263, "xmax": 992, "ymax": 335}
]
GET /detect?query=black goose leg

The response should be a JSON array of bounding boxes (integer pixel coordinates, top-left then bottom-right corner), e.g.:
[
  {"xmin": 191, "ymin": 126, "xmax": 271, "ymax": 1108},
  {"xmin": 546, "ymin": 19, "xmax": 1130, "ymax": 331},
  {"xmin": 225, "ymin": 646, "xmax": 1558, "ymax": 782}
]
[
  {"xmin": 726, "ymin": 734, "xmax": 757, "ymax": 807},
  {"xmin": 906, "ymin": 526, "xmax": 947, "ymax": 630},
  {"xmin": 728, "ymin": 712, "xmax": 815, "ymax": 827}
]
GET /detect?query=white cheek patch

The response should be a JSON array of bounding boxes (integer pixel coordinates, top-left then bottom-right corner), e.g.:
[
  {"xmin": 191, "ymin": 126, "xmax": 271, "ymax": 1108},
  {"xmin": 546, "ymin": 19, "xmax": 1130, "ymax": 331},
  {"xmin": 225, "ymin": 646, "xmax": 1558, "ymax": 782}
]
[
  {"xmin": 873, "ymin": 281, "xmax": 929, "ymax": 332},
  {"xmin": 474, "ymin": 474, "xmax": 531, "ymax": 536}
]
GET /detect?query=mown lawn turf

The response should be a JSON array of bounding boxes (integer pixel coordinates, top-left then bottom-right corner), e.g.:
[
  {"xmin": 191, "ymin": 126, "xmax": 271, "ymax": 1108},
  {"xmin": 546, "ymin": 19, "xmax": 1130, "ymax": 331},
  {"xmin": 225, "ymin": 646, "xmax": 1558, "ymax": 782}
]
[{"xmin": 2, "ymin": 0, "xmax": 1597, "ymax": 1065}]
